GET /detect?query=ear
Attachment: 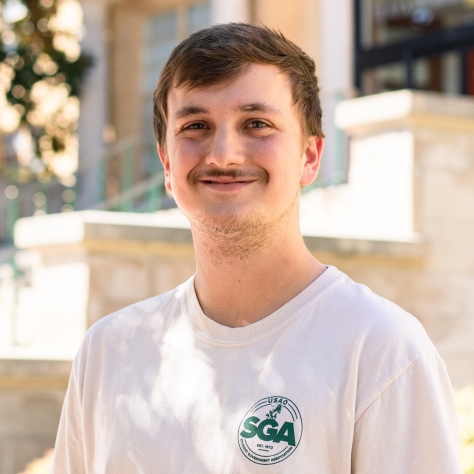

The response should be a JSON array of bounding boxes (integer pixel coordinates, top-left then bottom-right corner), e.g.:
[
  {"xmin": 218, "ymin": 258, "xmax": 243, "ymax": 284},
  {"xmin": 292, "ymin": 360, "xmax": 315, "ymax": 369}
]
[
  {"xmin": 158, "ymin": 144, "xmax": 172, "ymax": 193},
  {"xmin": 300, "ymin": 136, "xmax": 324, "ymax": 186}
]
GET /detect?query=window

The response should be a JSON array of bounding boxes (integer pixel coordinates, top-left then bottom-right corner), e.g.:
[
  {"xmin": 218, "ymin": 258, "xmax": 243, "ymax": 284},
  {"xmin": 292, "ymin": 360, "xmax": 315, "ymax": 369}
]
[
  {"xmin": 355, "ymin": 0, "xmax": 474, "ymax": 95},
  {"xmin": 361, "ymin": 0, "xmax": 474, "ymax": 48}
]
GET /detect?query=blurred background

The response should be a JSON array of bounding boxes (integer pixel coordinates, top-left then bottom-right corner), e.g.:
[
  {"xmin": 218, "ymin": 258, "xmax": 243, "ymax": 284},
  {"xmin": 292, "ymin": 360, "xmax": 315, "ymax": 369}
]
[{"xmin": 1, "ymin": 0, "xmax": 474, "ymax": 472}]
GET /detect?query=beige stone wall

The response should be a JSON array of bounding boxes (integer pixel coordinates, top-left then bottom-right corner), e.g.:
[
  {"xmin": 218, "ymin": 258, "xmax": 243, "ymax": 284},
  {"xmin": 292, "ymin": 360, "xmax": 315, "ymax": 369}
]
[
  {"xmin": 13, "ymin": 246, "xmax": 89, "ymax": 348},
  {"xmin": 0, "ymin": 359, "xmax": 70, "ymax": 474},
  {"xmin": 109, "ymin": 4, "xmax": 144, "ymax": 141},
  {"xmin": 0, "ymin": 388, "xmax": 65, "ymax": 474},
  {"xmin": 86, "ymin": 240, "xmax": 196, "ymax": 326}
]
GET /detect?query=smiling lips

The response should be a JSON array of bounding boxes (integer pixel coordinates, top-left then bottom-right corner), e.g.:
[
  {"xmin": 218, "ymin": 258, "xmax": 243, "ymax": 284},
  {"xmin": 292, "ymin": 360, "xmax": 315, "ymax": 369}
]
[
  {"xmin": 199, "ymin": 177, "xmax": 257, "ymax": 192},
  {"xmin": 189, "ymin": 168, "xmax": 269, "ymax": 191}
]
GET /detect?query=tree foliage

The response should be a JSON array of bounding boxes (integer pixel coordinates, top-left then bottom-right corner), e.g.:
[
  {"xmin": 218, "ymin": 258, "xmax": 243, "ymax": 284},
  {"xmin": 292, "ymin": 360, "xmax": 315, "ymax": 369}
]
[{"xmin": 0, "ymin": 0, "xmax": 93, "ymax": 182}]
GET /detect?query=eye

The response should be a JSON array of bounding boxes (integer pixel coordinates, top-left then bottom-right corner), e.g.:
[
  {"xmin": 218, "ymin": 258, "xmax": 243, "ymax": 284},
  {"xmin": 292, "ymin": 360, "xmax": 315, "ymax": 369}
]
[
  {"xmin": 184, "ymin": 122, "xmax": 207, "ymax": 130},
  {"xmin": 246, "ymin": 120, "xmax": 269, "ymax": 129}
]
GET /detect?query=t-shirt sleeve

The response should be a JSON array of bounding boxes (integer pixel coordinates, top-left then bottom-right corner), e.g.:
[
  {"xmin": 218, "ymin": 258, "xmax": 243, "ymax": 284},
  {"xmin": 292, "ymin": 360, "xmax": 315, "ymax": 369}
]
[
  {"xmin": 351, "ymin": 355, "xmax": 462, "ymax": 474},
  {"xmin": 50, "ymin": 352, "xmax": 87, "ymax": 473}
]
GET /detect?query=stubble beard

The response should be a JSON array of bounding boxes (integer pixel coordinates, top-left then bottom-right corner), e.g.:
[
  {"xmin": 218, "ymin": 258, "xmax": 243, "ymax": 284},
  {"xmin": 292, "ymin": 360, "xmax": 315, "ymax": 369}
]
[{"xmin": 191, "ymin": 189, "xmax": 300, "ymax": 266}]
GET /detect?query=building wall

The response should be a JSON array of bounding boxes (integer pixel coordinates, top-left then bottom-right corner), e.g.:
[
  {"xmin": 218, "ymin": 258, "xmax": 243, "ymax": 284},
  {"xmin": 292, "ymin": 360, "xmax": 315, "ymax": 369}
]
[
  {"xmin": 0, "ymin": 359, "xmax": 70, "ymax": 474},
  {"xmin": 110, "ymin": 4, "xmax": 145, "ymax": 141},
  {"xmin": 87, "ymin": 240, "xmax": 196, "ymax": 327}
]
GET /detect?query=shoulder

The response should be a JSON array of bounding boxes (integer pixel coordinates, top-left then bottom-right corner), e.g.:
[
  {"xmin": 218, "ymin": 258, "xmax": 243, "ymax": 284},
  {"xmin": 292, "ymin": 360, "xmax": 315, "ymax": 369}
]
[
  {"xmin": 317, "ymin": 268, "xmax": 443, "ymax": 415},
  {"xmin": 322, "ymin": 268, "xmax": 438, "ymax": 360}
]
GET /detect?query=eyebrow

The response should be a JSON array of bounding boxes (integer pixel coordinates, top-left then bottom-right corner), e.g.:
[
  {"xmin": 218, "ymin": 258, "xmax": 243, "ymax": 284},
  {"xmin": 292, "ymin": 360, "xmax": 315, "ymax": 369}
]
[
  {"xmin": 174, "ymin": 106, "xmax": 210, "ymax": 120},
  {"xmin": 237, "ymin": 102, "xmax": 283, "ymax": 116},
  {"xmin": 174, "ymin": 102, "xmax": 283, "ymax": 121}
]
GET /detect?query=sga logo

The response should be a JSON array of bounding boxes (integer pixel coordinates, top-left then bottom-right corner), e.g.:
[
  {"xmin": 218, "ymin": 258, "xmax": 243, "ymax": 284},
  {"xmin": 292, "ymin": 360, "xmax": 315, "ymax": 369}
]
[{"xmin": 238, "ymin": 396, "xmax": 302, "ymax": 465}]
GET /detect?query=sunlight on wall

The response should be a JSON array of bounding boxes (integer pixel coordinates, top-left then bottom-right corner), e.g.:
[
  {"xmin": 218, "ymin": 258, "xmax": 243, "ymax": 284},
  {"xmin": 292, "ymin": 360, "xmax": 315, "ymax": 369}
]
[
  {"xmin": 18, "ymin": 449, "xmax": 53, "ymax": 474},
  {"xmin": 457, "ymin": 385, "xmax": 474, "ymax": 474}
]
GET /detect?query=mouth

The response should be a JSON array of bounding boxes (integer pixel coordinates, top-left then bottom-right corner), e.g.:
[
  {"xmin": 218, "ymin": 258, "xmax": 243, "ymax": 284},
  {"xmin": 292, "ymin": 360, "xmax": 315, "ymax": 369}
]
[
  {"xmin": 190, "ymin": 168, "xmax": 269, "ymax": 192},
  {"xmin": 198, "ymin": 178, "xmax": 257, "ymax": 192}
]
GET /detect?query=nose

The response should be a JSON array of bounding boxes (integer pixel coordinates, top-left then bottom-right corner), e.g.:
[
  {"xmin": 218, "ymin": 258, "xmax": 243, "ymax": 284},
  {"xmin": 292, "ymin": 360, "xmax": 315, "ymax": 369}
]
[{"xmin": 205, "ymin": 125, "xmax": 246, "ymax": 168}]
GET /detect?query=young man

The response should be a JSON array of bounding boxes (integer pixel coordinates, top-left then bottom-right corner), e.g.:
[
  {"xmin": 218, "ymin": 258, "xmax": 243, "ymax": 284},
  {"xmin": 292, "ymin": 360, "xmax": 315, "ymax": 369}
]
[{"xmin": 52, "ymin": 24, "xmax": 462, "ymax": 472}]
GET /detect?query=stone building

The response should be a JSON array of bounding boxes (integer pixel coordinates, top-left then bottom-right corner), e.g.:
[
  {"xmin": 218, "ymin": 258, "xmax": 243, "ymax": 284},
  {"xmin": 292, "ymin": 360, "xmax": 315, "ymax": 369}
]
[{"xmin": 1, "ymin": 0, "xmax": 474, "ymax": 472}]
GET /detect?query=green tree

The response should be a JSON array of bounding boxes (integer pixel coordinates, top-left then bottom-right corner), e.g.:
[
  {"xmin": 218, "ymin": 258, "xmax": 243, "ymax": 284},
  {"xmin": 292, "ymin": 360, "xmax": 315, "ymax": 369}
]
[{"xmin": 0, "ymin": 0, "xmax": 93, "ymax": 182}]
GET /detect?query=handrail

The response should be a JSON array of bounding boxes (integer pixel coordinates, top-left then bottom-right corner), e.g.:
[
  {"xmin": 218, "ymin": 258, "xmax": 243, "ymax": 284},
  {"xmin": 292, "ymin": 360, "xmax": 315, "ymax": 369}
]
[
  {"xmin": 92, "ymin": 173, "xmax": 165, "ymax": 212},
  {"xmin": 75, "ymin": 135, "xmax": 142, "ymax": 174},
  {"xmin": 0, "ymin": 136, "xmax": 164, "ymax": 244},
  {"xmin": 0, "ymin": 136, "xmax": 143, "ymax": 210}
]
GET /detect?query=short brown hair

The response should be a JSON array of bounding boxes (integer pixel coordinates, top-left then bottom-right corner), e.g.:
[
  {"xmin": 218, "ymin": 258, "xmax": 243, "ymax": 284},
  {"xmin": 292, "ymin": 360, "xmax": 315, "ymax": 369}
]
[{"xmin": 153, "ymin": 23, "xmax": 324, "ymax": 148}]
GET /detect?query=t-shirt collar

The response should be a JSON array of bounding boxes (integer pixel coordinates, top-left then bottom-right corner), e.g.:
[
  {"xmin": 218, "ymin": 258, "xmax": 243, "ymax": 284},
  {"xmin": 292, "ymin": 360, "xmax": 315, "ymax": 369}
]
[{"xmin": 183, "ymin": 265, "xmax": 341, "ymax": 345}]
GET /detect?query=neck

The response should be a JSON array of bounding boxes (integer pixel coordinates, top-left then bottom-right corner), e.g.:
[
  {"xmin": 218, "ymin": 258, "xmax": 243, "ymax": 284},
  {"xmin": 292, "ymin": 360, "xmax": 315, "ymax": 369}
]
[{"xmin": 191, "ymin": 210, "xmax": 326, "ymax": 328}]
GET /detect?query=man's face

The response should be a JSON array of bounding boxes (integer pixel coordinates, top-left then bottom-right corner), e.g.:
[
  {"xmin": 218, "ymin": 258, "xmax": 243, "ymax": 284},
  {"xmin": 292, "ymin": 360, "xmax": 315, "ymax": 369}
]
[{"xmin": 159, "ymin": 63, "xmax": 323, "ymax": 233}]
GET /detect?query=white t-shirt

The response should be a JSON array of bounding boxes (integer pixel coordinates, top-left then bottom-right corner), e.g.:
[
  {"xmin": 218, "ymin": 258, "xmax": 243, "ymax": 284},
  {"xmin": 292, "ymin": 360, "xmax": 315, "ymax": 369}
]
[{"xmin": 52, "ymin": 266, "xmax": 462, "ymax": 473}]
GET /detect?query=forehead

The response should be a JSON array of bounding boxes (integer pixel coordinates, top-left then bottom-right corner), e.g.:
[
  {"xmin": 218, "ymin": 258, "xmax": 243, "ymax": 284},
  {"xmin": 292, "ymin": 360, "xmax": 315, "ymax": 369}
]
[{"xmin": 167, "ymin": 64, "xmax": 296, "ymax": 117}]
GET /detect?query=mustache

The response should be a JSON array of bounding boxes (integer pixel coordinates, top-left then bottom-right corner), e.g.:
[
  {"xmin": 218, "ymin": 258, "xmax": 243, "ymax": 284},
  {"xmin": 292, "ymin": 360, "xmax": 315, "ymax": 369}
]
[{"xmin": 189, "ymin": 168, "xmax": 269, "ymax": 185}]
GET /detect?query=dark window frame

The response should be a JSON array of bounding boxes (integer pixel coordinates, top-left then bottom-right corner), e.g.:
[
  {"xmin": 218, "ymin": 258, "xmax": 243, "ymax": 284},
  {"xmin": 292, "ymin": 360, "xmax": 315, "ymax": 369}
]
[{"xmin": 354, "ymin": 0, "xmax": 474, "ymax": 94}]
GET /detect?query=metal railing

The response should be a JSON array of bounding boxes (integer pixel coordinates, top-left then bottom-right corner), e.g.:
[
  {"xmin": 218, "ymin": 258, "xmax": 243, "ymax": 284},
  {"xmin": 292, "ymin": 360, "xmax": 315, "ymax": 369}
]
[{"xmin": 0, "ymin": 137, "xmax": 167, "ymax": 245}]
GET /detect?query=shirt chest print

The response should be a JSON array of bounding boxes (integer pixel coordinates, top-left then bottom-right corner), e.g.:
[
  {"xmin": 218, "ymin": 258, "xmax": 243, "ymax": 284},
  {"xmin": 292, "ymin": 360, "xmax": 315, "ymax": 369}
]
[{"xmin": 238, "ymin": 396, "xmax": 303, "ymax": 465}]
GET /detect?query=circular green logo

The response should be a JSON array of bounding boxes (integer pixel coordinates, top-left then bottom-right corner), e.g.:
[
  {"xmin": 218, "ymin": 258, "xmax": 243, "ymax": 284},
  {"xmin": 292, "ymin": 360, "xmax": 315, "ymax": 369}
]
[{"xmin": 238, "ymin": 396, "xmax": 303, "ymax": 465}]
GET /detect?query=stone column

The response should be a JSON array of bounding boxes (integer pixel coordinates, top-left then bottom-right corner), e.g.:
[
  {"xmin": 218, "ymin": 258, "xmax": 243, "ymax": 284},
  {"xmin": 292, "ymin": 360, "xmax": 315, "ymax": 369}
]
[
  {"xmin": 77, "ymin": 0, "xmax": 113, "ymax": 208},
  {"xmin": 318, "ymin": 0, "xmax": 354, "ymax": 184}
]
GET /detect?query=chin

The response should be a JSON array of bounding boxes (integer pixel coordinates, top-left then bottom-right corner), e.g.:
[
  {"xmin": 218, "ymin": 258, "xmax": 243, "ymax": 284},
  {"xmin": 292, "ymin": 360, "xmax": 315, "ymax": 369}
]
[{"xmin": 190, "ymin": 206, "xmax": 267, "ymax": 236}]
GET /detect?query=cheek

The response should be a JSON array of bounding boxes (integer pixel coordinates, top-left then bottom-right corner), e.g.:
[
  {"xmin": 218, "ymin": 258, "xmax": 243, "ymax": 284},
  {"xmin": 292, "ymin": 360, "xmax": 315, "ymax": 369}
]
[
  {"xmin": 168, "ymin": 142, "xmax": 202, "ymax": 179},
  {"xmin": 247, "ymin": 138, "xmax": 283, "ymax": 169},
  {"xmin": 253, "ymin": 138, "xmax": 303, "ymax": 181}
]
